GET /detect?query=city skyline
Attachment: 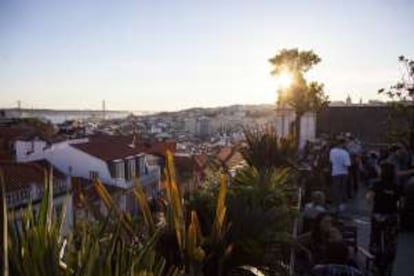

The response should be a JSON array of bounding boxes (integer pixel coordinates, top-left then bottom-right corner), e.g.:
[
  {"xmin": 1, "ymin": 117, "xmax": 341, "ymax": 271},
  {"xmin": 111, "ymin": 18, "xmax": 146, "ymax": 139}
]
[{"xmin": 1, "ymin": 0, "xmax": 414, "ymax": 111}]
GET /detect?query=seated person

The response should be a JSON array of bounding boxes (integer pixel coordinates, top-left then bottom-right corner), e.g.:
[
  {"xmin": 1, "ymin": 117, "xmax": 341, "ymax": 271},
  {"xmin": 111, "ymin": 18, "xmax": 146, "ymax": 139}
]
[
  {"xmin": 311, "ymin": 241, "xmax": 363, "ymax": 276},
  {"xmin": 302, "ymin": 191, "xmax": 327, "ymax": 232},
  {"xmin": 298, "ymin": 213, "xmax": 343, "ymax": 265}
]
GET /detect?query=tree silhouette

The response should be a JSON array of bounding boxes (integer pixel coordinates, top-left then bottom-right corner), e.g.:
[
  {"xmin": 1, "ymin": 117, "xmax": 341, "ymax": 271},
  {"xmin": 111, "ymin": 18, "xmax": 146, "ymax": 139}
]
[
  {"xmin": 378, "ymin": 55, "xmax": 414, "ymax": 151},
  {"xmin": 269, "ymin": 48, "xmax": 328, "ymax": 149}
]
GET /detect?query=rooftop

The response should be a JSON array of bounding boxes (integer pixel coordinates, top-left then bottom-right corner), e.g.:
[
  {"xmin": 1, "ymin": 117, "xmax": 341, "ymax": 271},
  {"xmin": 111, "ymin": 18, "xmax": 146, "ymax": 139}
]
[
  {"xmin": 71, "ymin": 134, "xmax": 176, "ymax": 161},
  {"xmin": 0, "ymin": 162, "xmax": 43, "ymax": 192},
  {"xmin": 0, "ymin": 160, "xmax": 64, "ymax": 193}
]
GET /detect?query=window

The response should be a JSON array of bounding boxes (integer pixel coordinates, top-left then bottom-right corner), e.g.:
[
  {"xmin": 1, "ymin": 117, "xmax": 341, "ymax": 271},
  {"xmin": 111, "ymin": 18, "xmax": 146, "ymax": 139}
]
[
  {"xmin": 139, "ymin": 156, "xmax": 147, "ymax": 175},
  {"xmin": 110, "ymin": 160, "xmax": 125, "ymax": 179},
  {"xmin": 89, "ymin": 170, "xmax": 99, "ymax": 180},
  {"xmin": 134, "ymin": 155, "xmax": 147, "ymax": 177},
  {"xmin": 125, "ymin": 158, "xmax": 136, "ymax": 181},
  {"xmin": 135, "ymin": 156, "xmax": 141, "ymax": 177}
]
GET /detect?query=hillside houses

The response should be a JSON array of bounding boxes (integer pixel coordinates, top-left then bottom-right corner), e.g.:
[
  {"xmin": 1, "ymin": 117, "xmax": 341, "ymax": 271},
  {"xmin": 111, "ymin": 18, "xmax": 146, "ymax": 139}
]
[
  {"xmin": 13, "ymin": 135, "xmax": 176, "ymax": 196},
  {"xmin": 0, "ymin": 160, "xmax": 73, "ymax": 230}
]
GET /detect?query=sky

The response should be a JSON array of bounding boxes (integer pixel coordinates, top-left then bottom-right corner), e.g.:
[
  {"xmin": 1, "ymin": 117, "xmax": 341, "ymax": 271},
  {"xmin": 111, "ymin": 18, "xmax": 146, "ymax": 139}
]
[{"xmin": 1, "ymin": 0, "xmax": 413, "ymax": 111}]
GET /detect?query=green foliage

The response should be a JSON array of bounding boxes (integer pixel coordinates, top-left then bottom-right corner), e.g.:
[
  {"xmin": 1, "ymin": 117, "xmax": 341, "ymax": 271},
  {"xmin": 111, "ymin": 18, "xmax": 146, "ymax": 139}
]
[
  {"xmin": 188, "ymin": 167, "xmax": 295, "ymax": 275},
  {"xmin": 269, "ymin": 48, "xmax": 320, "ymax": 75},
  {"xmin": 269, "ymin": 48, "xmax": 328, "ymax": 148},
  {"xmin": 67, "ymin": 221, "xmax": 170, "ymax": 276},
  {"xmin": 378, "ymin": 55, "xmax": 414, "ymax": 101},
  {"xmin": 6, "ymin": 168, "xmax": 66, "ymax": 276},
  {"xmin": 269, "ymin": 48, "xmax": 328, "ymax": 115},
  {"xmin": 156, "ymin": 152, "xmax": 207, "ymax": 275},
  {"xmin": 2, "ymin": 169, "xmax": 176, "ymax": 276},
  {"xmin": 1, "ymin": 146, "xmax": 297, "ymax": 276},
  {"xmin": 378, "ymin": 55, "xmax": 414, "ymax": 151},
  {"xmin": 241, "ymin": 126, "xmax": 296, "ymax": 174},
  {"xmin": 229, "ymin": 169, "xmax": 295, "ymax": 271},
  {"xmin": 189, "ymin": 143, "xmax": 297, "ymax": 275}
]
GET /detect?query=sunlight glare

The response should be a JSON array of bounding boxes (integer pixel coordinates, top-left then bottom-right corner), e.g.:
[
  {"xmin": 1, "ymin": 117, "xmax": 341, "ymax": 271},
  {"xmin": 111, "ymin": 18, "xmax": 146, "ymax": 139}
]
[{"xmin": 275, "ymin": 71, "xmax": 293, "ymax": 89}]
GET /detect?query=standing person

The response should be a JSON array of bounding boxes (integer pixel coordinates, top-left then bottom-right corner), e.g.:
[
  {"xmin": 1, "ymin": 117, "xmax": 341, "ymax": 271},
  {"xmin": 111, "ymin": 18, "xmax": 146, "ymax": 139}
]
[
  {"xmin": 329, "ymin": 137, "xmax": 351, "ymax": 211},
  {"xmin": 368, "ymin": 163, "xmax": 401, "ymax": 276},
  {"xmin": 366, "ymin": 151, "xmax": 380, "ymax": 182},
  {"xmin": 346, "ymin": 135, "xmax": 362, "ymax": 198}
]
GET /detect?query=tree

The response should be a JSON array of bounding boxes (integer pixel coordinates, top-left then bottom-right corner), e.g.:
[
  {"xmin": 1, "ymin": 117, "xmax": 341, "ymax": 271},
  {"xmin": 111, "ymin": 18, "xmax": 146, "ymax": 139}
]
[
  {"xmin": 378, "ymin": 55, "xmax": 414, "ymax": 151},
  {"xmin": 269, "ymin": 48, "xmax": 328, "ymax": 149}
]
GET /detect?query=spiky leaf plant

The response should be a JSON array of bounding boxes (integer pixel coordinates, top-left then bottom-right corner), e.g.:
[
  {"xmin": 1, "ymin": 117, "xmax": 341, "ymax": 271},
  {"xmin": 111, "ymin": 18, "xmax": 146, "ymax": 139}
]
[
  {"xmin": 241, "ymin": 126, "xmax": 296, "ymax": 174},
  {"xmin": 6, "ymin": 168, "xmax": 68, "ymax": 276},
  {"xmin": 2, "ymin": 167, "xmax": 176, "ymax": 276}
]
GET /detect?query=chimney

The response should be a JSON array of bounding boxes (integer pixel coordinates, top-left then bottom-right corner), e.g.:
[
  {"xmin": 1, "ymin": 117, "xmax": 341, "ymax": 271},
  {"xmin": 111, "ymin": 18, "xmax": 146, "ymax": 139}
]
[{"xmin": 128, "ymin": 135, "xmax": 136, "ymax": 148}]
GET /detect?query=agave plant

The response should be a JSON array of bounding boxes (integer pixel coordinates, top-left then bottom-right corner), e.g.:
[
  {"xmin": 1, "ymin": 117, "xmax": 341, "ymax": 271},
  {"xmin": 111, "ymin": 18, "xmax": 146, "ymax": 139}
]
[
  {"xmin": 1, "ymin": 145, "xmax": 295, "ymax": 276},
  {"xmin": 154, "ymin": 152, "xmax": 233, "ymax": 276},
  {"xmin": 241, "ymin": 126, "xmax": 296, "ymax": 174},
  {"xmin": 72, "ymin": 179, "xmax": 179, "ymax": 276},
  {"xmin": 1, "ymin": 166, "xmax": 176, "ymax": 276},
  {"xmin": 88, "ymin": 151, "xmax": 233, "ymax": 275},
  {"xmin": 189, "ymin": 168, "xmax": 294, "ymax": 275},
  {"xmin": 4, "ymin": 168, "xmax": 68, "ymax": 276},
  {"xmin": 67, "ymin": 220, "xmax": 171, "ymax": 276}
]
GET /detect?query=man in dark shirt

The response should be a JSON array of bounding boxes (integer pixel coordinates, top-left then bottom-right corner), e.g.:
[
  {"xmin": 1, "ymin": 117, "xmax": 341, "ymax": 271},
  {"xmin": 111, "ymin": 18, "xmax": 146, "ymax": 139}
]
[
  {"xmin": 371, "ymin": 181, "xmax": 400, "ymax": 214},
  {"xmin": 369, "ymin": 163, "xmax": 400, "ymax": 276}
]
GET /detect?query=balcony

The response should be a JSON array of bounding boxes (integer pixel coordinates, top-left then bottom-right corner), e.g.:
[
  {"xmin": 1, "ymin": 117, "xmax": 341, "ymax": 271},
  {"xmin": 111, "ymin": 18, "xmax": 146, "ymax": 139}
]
[{"xmin": 6, "ymin": 179, "xmax": 71, "ymax": 209}]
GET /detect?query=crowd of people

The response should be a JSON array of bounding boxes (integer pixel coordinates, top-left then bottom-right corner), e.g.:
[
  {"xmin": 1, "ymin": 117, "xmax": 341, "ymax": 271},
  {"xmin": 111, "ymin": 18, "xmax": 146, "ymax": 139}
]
[{"xmin": 297, "ymin": 134, "xmax": 414, "ymax": 276}]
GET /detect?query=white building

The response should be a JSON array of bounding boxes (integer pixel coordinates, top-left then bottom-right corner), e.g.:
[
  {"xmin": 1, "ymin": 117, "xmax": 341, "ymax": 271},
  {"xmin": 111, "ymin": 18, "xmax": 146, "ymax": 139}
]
[
  {"xmin": 15, "ymin": 136, "xmax": 161, "ymax": 194},
  {"xmin": 274, "ymin": 106, "xmax": 316, "ymax": 148},
  {"xmin": 183, "ymin": 118, "xmax": 196, "ymax": 134},
  {"xmin": 195, "ymin": 117, "xmax": 211, "ymax": 137}
]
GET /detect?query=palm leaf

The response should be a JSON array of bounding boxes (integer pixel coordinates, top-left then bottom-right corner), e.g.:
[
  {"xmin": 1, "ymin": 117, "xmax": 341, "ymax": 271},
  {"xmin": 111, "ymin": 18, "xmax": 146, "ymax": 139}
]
[
  {"xmin": 212, "ymin": 174, "xmax": 227, "ymax": 241},
  {"xmin": 38, "ymin": 169, "xmax": 50, "ymax": 226},
  {"xmin": 164, "ymin": 151, "xmax": 185, "ymax": 251},
  {"xmin": 92, "ymin": 179, "xmax": 134, "ymax": 236},
  {"xmin": 132, "ymin": 178, "xmax": 155, "ymax": 235}
]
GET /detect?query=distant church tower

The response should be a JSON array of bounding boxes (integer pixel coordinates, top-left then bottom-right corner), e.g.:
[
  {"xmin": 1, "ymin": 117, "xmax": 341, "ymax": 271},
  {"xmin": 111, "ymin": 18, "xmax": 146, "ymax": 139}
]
[{"xmin": 346, "ymin": 94, "xmax": 352, "ymax": 105}]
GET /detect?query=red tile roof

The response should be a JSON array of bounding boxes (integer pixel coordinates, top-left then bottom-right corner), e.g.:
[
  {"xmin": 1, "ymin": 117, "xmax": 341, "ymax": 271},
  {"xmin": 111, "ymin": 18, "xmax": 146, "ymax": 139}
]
[
  {"xmin": 72, "ymin": 141, "xmax": 141, "ymax": 161},
  {"xmin": 0, "ymin": 126, "xmax": 36, "ymax": 139},
  {"xmin": 174, "ymin": 153, "xmax": 209, "ymax": 175},
  {"xmin": 216, "ymin": 147, "xmax": 233, "ymax": 163},
  {"xmin": 214, "ymin": 147, "xmax": 245, "ymax": 169},
  {"xmin": 72, "ymin": 135, "xmax": 176, "ymax": 161},
  {"xmin": 0, "ymin": 160, "xmax": 66, "ymax": 193},
  {"xmin": 193, "ymin": 154, "xmax": 209, "ymax": 170},
  {"xmin": 0, "ymin": 161, "xmax": 45, "ymax": 192},
  {"xmin": 0, "ymin": 127, "xmax": 34, "ymax": 160}
]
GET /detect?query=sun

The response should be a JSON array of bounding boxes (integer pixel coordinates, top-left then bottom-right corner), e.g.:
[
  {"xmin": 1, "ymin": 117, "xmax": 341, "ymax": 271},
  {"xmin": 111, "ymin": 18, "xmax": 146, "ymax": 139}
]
[{"xmin": 275, "ymin": 71, "xmax": 293, "ymax": 89}]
